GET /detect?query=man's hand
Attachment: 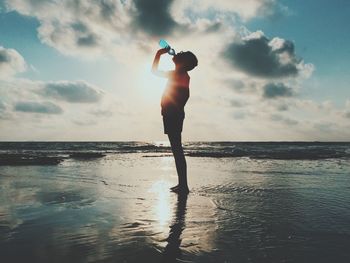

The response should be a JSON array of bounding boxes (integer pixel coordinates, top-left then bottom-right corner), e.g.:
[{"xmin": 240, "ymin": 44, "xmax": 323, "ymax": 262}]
[{"xmin": 156, "ymin": 48, "xmax": 169, "ymax": 56}]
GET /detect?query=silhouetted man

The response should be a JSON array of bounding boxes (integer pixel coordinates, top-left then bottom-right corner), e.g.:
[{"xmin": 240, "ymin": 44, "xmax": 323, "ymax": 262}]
[{"xmin": 152, "ymin": 48, "xmax": 198, "ymax": 194}]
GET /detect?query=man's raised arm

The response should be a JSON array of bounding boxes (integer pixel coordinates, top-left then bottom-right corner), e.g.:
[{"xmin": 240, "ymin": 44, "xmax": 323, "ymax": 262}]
[{"xmin": 152, "ymin": 48, "xmax": 170, "ymax": 78}]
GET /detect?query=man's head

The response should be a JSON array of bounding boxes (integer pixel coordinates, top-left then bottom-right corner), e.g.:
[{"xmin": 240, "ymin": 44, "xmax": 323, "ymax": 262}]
[{"xmin": 173, "ymin": 51, "xmax": 198, "ymax": 71}]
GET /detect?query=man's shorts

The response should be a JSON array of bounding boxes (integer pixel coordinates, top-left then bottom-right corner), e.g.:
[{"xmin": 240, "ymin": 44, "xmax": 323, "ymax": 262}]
[{"xmin": 163, "ymin": 112, "xmax": 185, "ymax": 134}]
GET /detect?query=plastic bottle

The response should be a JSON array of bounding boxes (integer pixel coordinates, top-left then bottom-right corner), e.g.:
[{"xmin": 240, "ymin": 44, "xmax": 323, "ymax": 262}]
[{"xmin": 159, "ymin": 39, "xmax": 176, "ymax": 56}]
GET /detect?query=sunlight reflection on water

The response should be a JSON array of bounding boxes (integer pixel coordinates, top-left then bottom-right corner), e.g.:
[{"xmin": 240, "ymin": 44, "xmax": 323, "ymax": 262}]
[
  {"xmin": 160, "ymin": 156, "xmax": 174, "ymax": 172},
  {"xmin": 149, "ymin": 180, "xmax": 172, "ymax": 232}
]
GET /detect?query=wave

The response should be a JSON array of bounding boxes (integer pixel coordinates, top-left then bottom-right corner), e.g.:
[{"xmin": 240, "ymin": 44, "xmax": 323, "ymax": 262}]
[
  {"xmin": 0, "ymin": 142, "xmax": 349, "ymax": 164},
  {"xmin": 0, "ymin": 153, "xmax": 63, "ymax": 166},
  {"xmin": 186, "ymin": 148, "xmax": 349, "ymax": 159}
]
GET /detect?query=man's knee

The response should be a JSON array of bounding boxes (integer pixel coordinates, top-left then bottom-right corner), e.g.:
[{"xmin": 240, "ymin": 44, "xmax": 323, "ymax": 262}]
[{"xmin": 168, "ymin": 133, "xmax": 181, "ymax": 145}]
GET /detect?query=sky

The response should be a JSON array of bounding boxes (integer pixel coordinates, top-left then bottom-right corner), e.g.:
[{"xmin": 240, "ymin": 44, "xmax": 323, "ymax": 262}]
[{"xmin": 0, "ymin": 0, "xmax": 349, "ymax": 141}]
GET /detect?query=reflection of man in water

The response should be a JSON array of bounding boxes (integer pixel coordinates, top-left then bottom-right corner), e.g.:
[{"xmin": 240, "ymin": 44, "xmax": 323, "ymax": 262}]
[
  {"xmin": 162, "ymin": 194, "xmax": 188, "ymax": 262},
  {"xmin": 152, "ymin": 48, "xmax": 198, "ymax": 194}
]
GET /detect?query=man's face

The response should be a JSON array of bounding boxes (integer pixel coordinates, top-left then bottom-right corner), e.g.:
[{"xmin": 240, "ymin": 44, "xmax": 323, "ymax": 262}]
[{"xmin": 172, "ymin": 51, "xmax": 184, "ymax": 64}]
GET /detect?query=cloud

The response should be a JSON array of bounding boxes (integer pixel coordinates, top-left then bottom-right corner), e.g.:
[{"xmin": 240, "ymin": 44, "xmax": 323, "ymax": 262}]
[
  {"xmin": 5, "ymin": 0, "xmax": 283, "ymax": 58},
  {"xmin": 230, "ymin": 99, "xmax": 246, "ymax": 107},
  {"xmin": 6, "ymin": 0, "xmax": 131, "ymax": 57},
  {"xmin": 276, "ymin": 103, "xmax": 289, "ymax": 111},
  {"xmin": 90, "ymin": 109, "xmax": 113, "ymax": 117},
  {"xmin": 70, "ymin": 22, "xmax": 100, "ymax": 47},
  {"xmin": 14, "ymin": 101, "xmax": 63, "ymax": 114},
  {"xmin": 222, "ymin": 31, "xmax": 313, "ymax": 78},
  {"xmin": 263, "ymin": 83, "xmax": 294, "ymax": 99},
  {"xmin": 5, "ymin": 0, "xmax": 181, "ymax": 56},
  {"xmin": 344, "ymin": 100, "xmax": 350, "ymax": 118},
  {"xmin": 224, "ymin": 77, "xmax": 295, "ymax": 102},
  {"xmin": 224, "ymin": 77, "xmax": 261, "ymax": 94},
  {"xmin": 0, "ymin": 100, "xmax": 11, "ymax": 120},
  {"xmin": 131, "ymin": 0, "xmax": 177, "ymax": 37},
  {"xmin": 39, "ymin": 81, "xmax": 103, "ymax": 103},
  {"xmin": 1, "ymin": 78, "xmax": 106, "ymax": 124},
  {"xmin": 270, "ymin": 114, "xmax": 298, "ymax": 125},
  {"xmin": 233, "ymin": 111, "xmax": 247, "ymax": 120},
  {"xmin": 226, "ymin": 79, "xmax": 246, "ymax": 92},
  {"xmin": 172, "ymin": 0, "xmax": 279, "ymax": 22},
  {"xmin": 0, "ymin": 100, "xmax": 6, "ymax": 110},
  {"xmin": 72, "ymin": 119, "xmax": 97, "ymax": 126},
  {"xmin": 0, "ymin": 46, "xmax": 26, "ymax": 79},
  {"xmin": 4, "ymin": 0, "xmax": 180, "ymax": 57}
]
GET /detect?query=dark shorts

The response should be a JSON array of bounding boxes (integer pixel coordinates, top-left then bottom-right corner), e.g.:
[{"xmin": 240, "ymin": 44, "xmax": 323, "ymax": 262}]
[{"xmin": 162, "ymin": 112, "xmax": 185, "ymax": 134}]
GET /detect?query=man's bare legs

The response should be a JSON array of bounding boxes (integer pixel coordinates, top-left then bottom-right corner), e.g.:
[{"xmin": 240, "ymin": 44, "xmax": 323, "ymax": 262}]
[{"xmin": 168, "ymin": 132, "xmax": 189, "ymax": 194}]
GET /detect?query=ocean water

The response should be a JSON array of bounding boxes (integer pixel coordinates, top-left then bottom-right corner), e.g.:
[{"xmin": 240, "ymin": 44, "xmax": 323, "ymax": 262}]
[
  {"xmin": 0, "ymin": 141, "xmax": 349, "ymax": 159},
  {"xmin": 0, "ymin": 142, "xmax": 350, "ymax": 262}
]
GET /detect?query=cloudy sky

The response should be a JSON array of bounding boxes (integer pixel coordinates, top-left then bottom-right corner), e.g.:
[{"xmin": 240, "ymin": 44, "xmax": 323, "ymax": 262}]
[{"xmin": 0, "ymin": 0, "xmax": 349, "ymax": 141}]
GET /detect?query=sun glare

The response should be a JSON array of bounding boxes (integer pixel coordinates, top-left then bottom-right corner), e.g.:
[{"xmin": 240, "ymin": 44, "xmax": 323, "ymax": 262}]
[{"xmin": 138, "ymin": 56, "xmax": 174, "ymax": 101}]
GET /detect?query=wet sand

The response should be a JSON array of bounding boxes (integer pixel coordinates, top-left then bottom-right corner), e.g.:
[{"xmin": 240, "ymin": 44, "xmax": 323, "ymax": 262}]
[{"xmin": 1, "ymin": 153, "xmax": 350, "ymax": 262}]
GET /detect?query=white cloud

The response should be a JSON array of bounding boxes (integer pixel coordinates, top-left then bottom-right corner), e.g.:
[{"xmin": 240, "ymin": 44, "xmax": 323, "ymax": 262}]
[
  {"xmin": 0, "ymin": 78, "xmax": 108, "ymax": 122},
  {"xmin": 270, "ymin": 113, "xmax": 298, "ymax": 125},
  {"xmin": 172, "ymin": 0, "xmax": 278, "ymax": 22},
  {"xmin": 39, "ymin": 81, "xmax": 103, "ymax": 103},
  {"xmin": 5, "ymin": 0, "xmax": 282, "ymax": 59},
  {"xmin": 0, "ymin": 100, "xmax": 5, "ymax": 110},
  {"xmin": 343, "ymin": 99, "xmax": 350, "ymax": 119},
  {"xmin": 6, "ymin": 0, "xmax": 131, "ymax": 57},
  {"xmin": 0, "ymin": 46, "xmax": 27, "ymax": 79}
]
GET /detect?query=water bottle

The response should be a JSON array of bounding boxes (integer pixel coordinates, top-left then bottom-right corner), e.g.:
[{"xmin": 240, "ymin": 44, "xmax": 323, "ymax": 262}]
[{"xmin": 159, "ymin": 39, "xmax": 176, "ymax": 56}]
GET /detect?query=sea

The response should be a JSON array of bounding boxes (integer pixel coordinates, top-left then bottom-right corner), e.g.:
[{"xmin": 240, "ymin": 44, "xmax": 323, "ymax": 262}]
[
  {"xmin": 0, "ymin": 141, "xmax": 350, "ymax": 159},
  {"xmin": 0, "ymin": 142, "xmax": 349, "ymax": 262}
]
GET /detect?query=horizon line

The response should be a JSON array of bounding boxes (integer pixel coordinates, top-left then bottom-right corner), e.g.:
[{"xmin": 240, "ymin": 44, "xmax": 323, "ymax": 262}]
[{"xmin": 0, "ymin": 140, "xmax": 349, "ymax": 143}]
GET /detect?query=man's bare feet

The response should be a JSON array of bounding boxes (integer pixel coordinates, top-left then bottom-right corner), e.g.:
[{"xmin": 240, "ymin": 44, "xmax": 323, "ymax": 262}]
[
  {"xmin": 170, "ymin": 186, "xmax": 189, "ymax": 195},
  {"xmin": 170, "ymin": 185, "xmax": 179, "ymax": 191}
]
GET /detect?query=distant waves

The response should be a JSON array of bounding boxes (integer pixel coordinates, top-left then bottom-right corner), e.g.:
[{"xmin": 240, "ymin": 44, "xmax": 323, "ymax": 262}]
[{"xmin": 0, "ymin": 142, "xmax": 349, "ymax": 165}]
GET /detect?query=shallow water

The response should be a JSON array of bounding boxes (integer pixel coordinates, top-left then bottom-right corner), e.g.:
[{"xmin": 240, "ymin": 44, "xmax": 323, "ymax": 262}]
[{"xmin": 1, "ymin": 152, "xmax": 350, "ymax": 262}]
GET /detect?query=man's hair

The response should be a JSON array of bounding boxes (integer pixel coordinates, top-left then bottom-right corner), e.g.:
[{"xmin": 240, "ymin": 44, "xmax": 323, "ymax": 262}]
[{"xmin": 181, "ymin": 51, "xmax": 198, "ymax": 71}]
